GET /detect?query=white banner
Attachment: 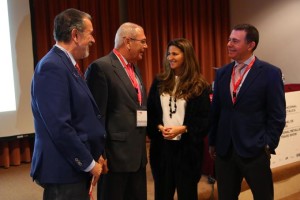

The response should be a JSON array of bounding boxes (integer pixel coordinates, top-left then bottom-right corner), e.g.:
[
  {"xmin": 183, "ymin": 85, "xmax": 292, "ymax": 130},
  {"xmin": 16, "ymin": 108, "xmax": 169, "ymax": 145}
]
[{"xmin": 271, "ymin": 91, "xmax": 300, "ymax": 168}]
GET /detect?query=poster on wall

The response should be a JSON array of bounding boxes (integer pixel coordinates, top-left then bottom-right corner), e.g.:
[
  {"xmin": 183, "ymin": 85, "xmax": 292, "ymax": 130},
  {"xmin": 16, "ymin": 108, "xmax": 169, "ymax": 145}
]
[{"xmin": 271, "ymin": 91, "xmax": 300, "ymax": 168}]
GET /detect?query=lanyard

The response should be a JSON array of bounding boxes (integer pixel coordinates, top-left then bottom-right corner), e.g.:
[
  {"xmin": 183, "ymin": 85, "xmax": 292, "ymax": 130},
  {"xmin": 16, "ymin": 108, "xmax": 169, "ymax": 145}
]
[
  {"xmin": 113, "ymin": 49, "xmax": 142, "ymax": 105},
  {"xmin": 231, "ymin": 58, "xmax": 255, "ymax": 103},
  {"xmin": 113, "ymin": 48, "xmax": 129, "ymax": 69}
]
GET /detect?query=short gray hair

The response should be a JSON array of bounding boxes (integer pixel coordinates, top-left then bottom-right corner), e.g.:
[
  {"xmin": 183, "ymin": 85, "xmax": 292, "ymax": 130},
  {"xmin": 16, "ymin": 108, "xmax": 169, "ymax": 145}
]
[{"xmin": 114, "ymin": 22, "xmax": 143, "ymax": 48}]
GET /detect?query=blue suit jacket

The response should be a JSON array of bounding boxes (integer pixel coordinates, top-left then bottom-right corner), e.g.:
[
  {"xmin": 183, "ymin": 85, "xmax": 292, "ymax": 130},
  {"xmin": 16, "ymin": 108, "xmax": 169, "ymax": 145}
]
[
  {"xmin": 209, "ymin": 57, "xmax": 286, "ymax": 158},
  {"xmin": 31, "ymin": 46, "xmax": 106, "ymax": 184}
]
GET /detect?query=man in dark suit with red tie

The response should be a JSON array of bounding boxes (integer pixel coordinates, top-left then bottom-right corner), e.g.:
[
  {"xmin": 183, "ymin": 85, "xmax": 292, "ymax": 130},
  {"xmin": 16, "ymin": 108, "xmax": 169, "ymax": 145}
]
[
  {"xmin": 85, "ymin": 22, "xmax": 148, "ymax": 200},
  {"xmin": 209, "ymin": 24, "xmax": 286, "ymax": 200},
  {"xmin": 31, "ymin": 8, "xmax": 106, "ymax": 200}
]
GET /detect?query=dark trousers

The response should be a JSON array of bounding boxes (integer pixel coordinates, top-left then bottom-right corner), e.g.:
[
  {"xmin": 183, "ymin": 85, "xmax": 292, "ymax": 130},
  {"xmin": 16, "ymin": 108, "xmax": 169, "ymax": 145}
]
[
  {"xmin": 43, "ymin": 180, "xmax": 90, "ymax": 200},
  {"xmin": 215, "ymin": 148, "xmax": 273, "ymax": 200},
  {"xmin": 97, "ymin": 166, "xmax": 147, "ymax": 200},
  {"xmin": 152, "ymin": 141, "xmax": 199, "ymax": 200}
]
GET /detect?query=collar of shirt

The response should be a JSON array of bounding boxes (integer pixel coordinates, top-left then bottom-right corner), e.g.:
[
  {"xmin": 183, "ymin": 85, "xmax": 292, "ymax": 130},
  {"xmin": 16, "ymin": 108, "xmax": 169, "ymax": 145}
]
[
  {"xmin": 55, "ymin": 44, "xmax": 76, "ymax": 66},
  {"xmin": 234, "ymin": 54, "xmax": 255, "ymax": 73},
  {"xmin": 234, "ymin": 54, "xmax": 255, "ymax": 67},
  {"xmin": 113, "ymin": 49, "xmax": 129, "ymax": 68}
]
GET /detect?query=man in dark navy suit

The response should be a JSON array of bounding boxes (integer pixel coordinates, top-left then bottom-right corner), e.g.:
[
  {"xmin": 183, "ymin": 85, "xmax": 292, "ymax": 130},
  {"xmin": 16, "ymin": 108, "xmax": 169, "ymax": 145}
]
[
  {"xmin": 31, "ymin": 8, "xmax": 106, "ymax": 200},
  {"xmin": 209, "ymin": 24, "xmax": 286, "ymax": 200}
]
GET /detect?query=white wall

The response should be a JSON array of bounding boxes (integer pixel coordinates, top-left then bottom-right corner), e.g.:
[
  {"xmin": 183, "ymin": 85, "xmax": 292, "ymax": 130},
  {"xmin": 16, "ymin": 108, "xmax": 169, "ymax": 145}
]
[
  {"xmin": 230, "ymin": 0, "xmax": 300, "ymax": 84},
  {"xmin": 0, "ymin": 0, "xmax": 34, "ymax": 137}
]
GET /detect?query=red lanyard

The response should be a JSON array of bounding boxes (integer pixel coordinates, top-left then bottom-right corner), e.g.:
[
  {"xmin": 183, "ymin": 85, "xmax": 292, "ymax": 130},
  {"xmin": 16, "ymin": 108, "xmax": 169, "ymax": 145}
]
[
  {"xmin": 89, "ymin": 177, "xmax": 95, "ymax": 200},
  {"xmin": 113, "ymin": 49, "xmax": 142, "ymax": 105},
  {"xmin": 231, "ymin": 58, "xmax": 255, "ymax": 103}
]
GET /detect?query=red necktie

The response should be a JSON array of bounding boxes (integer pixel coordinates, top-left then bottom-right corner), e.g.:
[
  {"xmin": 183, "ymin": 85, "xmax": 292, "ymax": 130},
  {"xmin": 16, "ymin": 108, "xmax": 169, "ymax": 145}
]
[
  {"xmin": 75, "ymin": 63, "xmax": 84, "ymax": 78},
  {"xmin": 125, "ymin": 63, "xmax": 142, "ymax": 105}
]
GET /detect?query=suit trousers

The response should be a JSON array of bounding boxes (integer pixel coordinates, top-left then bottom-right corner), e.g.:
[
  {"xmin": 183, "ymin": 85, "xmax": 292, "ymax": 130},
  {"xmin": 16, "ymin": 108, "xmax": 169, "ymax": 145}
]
[
  {"xmin": 43, "ymin": 179, "xmax": 90, "ymax": 200},
  {"xmin": 215, "ymin": 147, "xmax": 273, "ymax": 200},
  {"xmin": 153, "ymin": 141, "xmax": 198, "ymax": 200},
  {"xmin": 98, "ymin": 166, "xmax": 147, "ymax": 200}
]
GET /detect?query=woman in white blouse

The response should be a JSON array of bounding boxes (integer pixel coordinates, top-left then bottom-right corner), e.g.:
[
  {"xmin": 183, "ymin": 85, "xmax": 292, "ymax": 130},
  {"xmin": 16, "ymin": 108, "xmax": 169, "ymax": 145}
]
[{"xmin": 147, "ymin": 38, "xmax": 211, "ymax": 200}]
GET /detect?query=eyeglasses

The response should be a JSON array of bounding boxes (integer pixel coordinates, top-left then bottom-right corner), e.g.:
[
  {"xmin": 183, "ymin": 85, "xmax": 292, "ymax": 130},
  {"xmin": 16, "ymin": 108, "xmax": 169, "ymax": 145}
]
[{"xmin": 129, "ymin": 38, "xmax": 147, "ymax": 45}]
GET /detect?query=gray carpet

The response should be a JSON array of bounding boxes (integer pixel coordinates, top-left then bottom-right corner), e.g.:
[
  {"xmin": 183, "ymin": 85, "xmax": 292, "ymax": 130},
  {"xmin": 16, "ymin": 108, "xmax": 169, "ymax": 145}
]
[
  {"xmin": 0, "ymin": 163, "xmax": 43, "ymax": 200},
  {"xmin": 1, "ymin": 162, "xmax": 298, "ymax": 200},
  {"xmin": 0, "ymin": 163, "xmax": 153, "ymax": 200}
]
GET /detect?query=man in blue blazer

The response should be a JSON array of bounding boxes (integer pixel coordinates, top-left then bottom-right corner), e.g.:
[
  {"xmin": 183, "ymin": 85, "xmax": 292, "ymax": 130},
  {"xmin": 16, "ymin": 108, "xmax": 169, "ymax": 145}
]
[
  {"xmin": 31, "ymin": 9, "xmax": 106, "ymax": 200},
  {"xmin": 209, "ymin": 24, "xmax": 286, "ymax": 200}
]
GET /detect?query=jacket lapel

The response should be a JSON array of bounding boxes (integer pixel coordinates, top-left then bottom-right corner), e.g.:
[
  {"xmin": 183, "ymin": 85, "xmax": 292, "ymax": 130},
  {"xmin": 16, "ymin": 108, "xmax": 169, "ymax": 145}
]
[
  {"xmin": 219, "ymin": 63, "xmax": 235, "ymax": 105},
  {"xmin": 133, "ymin": 65, "xmax": 147, "ymax": 107},
  {"xmin": 110, "ymin": 53, "xmax": 140, "ymax": 105},
  {"xmin": 53, "ymin": 46, "xmax": 101, "ymax": 113}
]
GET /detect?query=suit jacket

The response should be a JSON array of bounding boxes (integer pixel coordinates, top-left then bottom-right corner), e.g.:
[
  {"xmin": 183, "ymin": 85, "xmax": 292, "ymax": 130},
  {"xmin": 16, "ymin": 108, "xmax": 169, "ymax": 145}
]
[
  {"xmin": 85, "ymin": 51, "xmax": 147, "ymax": 172},
  {"xmin": 209, "ymin": 57, "xmax": 286, "ymax": 158},
  {"xmin": 147, "ymin": 78, "xmax": 211, "ymax": 179},
  {"xmin": 31, "ymin": 46, "xmax": 106, "ymax": 184}
]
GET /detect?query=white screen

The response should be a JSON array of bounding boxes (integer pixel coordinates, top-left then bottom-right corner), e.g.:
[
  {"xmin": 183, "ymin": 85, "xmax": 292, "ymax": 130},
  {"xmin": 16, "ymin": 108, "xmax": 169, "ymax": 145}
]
[
  {"xmin": 0, "ymin": 0, "xmax": 34, "ymax": 137},
  {"xmin": 0, "ymin": 0, "xmax": 16, "ymax": 112}
]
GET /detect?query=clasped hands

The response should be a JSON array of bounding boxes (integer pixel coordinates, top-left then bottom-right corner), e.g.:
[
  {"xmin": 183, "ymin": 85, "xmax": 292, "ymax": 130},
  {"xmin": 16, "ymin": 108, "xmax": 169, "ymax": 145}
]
[{"xmin": 158, "ymin": 125, "xmax": 186, "ymax": 140}]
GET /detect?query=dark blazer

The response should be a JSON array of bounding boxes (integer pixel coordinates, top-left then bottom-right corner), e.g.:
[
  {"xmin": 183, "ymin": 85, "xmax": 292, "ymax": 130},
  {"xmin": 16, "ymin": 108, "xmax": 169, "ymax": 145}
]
[
  {"xmin": 147, "ymin": 78, "xmax": 211, "ymax": 179},
  {"xmin": 85, "ymin": 51, "xmax": 147, "ymax": 172},
  {"xmin": 31, "ymin": 46, "xmax": 106, "ymax": 184},
  {"xmin": 209, "ymin": 57, "xmax": 286, "ymax": 158}
]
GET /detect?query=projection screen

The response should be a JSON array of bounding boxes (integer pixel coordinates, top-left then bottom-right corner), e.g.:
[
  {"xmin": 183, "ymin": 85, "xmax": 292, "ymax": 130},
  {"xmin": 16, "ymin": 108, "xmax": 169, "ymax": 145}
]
[{"xmin": 0, "ymin": 0, "xmax": 34, "ymax": 138}]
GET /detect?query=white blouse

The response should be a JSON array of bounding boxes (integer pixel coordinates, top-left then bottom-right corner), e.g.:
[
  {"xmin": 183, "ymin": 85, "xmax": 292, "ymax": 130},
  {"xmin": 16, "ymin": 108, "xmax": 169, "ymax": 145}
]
[{"xmin": 160, "ymin": 76, "xmax": 187, "ymax": 140}]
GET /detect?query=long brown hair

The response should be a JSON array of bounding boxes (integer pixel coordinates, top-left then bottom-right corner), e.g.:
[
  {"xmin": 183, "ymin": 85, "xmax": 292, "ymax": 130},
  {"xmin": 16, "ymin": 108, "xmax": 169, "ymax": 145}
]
[{"xmin": 158, "ymin": 38, "xmax": 209, "ymax": 100}]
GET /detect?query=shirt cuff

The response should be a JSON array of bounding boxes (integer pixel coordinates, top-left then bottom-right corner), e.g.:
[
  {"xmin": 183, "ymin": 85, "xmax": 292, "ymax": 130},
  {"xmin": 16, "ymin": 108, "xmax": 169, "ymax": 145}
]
[{"xmin": 84, "ymin": 160, "xmax": 95, "ymax": 172}]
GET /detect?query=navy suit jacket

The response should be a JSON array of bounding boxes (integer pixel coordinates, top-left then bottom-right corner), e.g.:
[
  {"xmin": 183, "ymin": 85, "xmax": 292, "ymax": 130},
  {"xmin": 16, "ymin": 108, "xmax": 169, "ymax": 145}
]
[
  {"xmin": 209, "ymin": 57, "xmax": 286, "ymax": 158},
  {"xmin": 85, "ymin": 51, "xmax": 147, "ymax": 172},
  {"xmin": 31, "ymin": 46, "xmax": 106, "ymax": 184}
]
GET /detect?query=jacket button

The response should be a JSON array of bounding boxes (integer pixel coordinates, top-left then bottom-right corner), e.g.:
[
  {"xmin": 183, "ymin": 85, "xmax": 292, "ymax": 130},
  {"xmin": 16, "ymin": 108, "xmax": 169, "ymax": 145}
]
[{"xmin": 75, "ymin": 158, "xmax": 82, "ymax": 166}]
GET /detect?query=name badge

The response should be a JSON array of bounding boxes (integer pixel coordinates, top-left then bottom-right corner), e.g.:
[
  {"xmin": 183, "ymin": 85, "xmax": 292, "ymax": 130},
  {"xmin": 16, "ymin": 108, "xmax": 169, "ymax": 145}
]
[{"xmin": 136, "ymin": 110, "xmax": 147, "ymax": 127}]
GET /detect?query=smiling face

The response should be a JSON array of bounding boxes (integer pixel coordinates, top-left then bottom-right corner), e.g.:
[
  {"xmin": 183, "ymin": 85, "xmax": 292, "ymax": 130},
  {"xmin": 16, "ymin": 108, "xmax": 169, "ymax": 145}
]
[
  {"xmin": 76, "ymin": 18, "xmax": 95, "ymax": 59},
  {"xmin": 227, "ymin": 30, "xmax": 255, "ymax": 63},
  {"xmin": 167, "ymin": 45, "xmax": 184, "ymax": 75},
  {"xmin": 127, "ymin": 28, "xmax": 148, "ymax": 62}
]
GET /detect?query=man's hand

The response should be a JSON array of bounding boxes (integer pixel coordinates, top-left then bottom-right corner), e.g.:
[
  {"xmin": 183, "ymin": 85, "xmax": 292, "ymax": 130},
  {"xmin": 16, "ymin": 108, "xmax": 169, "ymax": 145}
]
[
  {"xmin": 90, "ymin": 162, "xmax": 102, "ymax": 186},
  {"xmin": 98, "ymin": 155, "xmax": 109, "ymax": 174}
]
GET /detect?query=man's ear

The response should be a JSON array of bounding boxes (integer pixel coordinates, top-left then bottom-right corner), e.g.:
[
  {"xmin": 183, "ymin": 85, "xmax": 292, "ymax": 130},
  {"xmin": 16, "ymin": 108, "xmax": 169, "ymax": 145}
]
[
  {"xmin": 123, "ymin": 37, "xmax": 131, "ymax": 50},
  {"xmin": 248, "ymin": 41, "xmax": 256, "ymax": 51},
  {"xmin": 71, "ymin": 28, "xmax": 79, "ymax": 43}
]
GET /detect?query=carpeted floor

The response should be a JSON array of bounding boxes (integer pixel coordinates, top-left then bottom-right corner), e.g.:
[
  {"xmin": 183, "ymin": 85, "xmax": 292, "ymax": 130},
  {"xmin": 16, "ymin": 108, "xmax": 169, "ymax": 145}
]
[
  {"xmin": 0, "ymin": 162, "xmax": 158, "ymax": 200},
  {"xmin": 0, "ymin": 163, "xmax": 43, "ymax": 200},
  {"xmin": 1, "ymin": 163, "xmax": 300, "ymax": 200},
  {"xmin": 1, "ymin": 149, "xmax": 300, "ymax": 200},
  {"xmin": 0, "ymin": 162, "xmax": 216, "ymax": 200},
  {"xmin": 0, "ymin": 162, "xmax": 154, "ymax": 200}
]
